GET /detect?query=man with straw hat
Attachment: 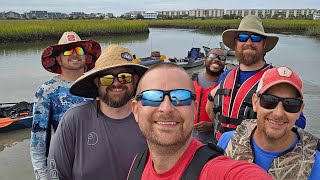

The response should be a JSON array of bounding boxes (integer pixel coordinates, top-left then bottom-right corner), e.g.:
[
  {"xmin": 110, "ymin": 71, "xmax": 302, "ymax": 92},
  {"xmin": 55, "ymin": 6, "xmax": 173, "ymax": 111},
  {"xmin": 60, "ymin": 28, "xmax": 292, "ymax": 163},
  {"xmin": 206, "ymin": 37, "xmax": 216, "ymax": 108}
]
[
  {"xmin": 47, "ymin": 44, "xmax": 148, "ymax": 180},
  {"xmin": 30, "ymin": 31, "xmax": 101, "ymax": 180},
  {"xmin": 206, "ymin": 15, "xmax": 306, "ymax": 143}
]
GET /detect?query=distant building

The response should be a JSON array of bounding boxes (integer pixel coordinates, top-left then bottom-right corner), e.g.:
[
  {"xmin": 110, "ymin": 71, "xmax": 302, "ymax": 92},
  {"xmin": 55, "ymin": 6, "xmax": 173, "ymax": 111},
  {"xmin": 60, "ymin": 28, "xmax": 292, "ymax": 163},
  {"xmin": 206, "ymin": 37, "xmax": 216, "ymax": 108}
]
[
  {"xmin": 189, "ymin": 9, "xmax": 224, "ymax": 18},
  {"xmin": 105, "ymin": 13, "xmax": 114, "ymax": 18},
  {"xmin": 25, "ymin": 11, "xmax": 48, "ymax": 19},
  {"xmin": 125, "ymin": 11, "xmax": 145, "ymax": 18},
  {"xmin": 6, "ymin": 11, "xmax": 21, "ymax": 19},
  {"xmin": 47, "ymin": 12, "xmax": 68, "ymax": 19},
  {"xmin": 226, "ymin": 8, "xmax": 316, "ymax": 19},
  {"xmin": 70, "ymin": 12, "xmax": 87, "ymax": 19},
  {"xmin": 0, "ymin": 12, "xmax": 6, "ymax": 19},
  {"xmin": 314, "ymin": 10, "xmax": 320, "ymax": 20},
  {"xmin": 157, "ymin": 10, "xmax": 189, "ymax": 17},
  {"xmin": 142, "ymin": 11, "xmax": 158, "ymax": 19}
]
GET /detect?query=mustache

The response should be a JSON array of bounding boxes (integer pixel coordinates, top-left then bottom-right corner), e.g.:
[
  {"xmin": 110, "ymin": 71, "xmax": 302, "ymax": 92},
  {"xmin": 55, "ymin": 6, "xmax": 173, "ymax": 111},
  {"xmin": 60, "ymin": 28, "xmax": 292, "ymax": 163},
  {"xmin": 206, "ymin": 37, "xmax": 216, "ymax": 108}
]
[
  {"xmin": 106, "ymin": 84, "xmax": 128, "ymax": 90},
  {"xmin": 243, "ymin": 44, "xmax": 257, "ymax": 50}
]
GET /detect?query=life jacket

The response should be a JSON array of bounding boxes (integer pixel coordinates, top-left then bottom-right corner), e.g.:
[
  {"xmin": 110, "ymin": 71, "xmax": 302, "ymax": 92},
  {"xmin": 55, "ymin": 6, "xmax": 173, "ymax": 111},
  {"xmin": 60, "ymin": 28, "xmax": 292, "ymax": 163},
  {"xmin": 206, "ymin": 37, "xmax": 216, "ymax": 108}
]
[
  {"xmin": 225, "ymin": 119, "xmax": 320, "ymax": 179},
  {"xmin": 127, "ymin": 142, "xmax": 224, "ymax": 180},
  {"xmin": 192, "ymin": 73, "xmax": 217, "ymax": 124},
  {"xmin": 213, "ymin": 65, "xmax": 272, "ymax": 141}
]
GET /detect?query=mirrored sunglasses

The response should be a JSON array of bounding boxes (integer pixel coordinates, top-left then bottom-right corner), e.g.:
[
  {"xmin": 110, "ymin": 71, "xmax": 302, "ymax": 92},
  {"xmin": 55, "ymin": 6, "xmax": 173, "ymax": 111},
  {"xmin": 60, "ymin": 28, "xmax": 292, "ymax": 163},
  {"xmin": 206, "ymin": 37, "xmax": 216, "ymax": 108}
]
[
  {"xmin": 135, "ymin": 89, "xmax": 196, "ymax": 107},
  {"xmin": 207, "ymin": 53, "xmax": 226, "ymax": 61},
  {"xmin": 63, "ymin": 47, "xmax": 85, "ymax": 56},
  {"xmin": 237, "ymin": 33, "xmax": 264, "ymax": 43},
  {"xmin": 258, "ymin": 93, "xmax": 303, "ymax": 113},
  {"xmin": 99, "ymin": 72, "xmax": 133, "ymax": 86}
]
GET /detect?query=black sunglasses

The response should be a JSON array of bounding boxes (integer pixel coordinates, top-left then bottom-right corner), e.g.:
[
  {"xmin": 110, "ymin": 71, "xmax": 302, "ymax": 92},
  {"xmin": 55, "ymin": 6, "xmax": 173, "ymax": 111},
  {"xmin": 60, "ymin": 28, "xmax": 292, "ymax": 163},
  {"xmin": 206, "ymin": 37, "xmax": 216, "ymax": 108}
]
[
  {"xmin": 207, "ymin": 53, "xmax": 226, "ymax": 61},
  {"xmin": 257, "ymin": 93, "xmax": 303, "ymax": 113}
]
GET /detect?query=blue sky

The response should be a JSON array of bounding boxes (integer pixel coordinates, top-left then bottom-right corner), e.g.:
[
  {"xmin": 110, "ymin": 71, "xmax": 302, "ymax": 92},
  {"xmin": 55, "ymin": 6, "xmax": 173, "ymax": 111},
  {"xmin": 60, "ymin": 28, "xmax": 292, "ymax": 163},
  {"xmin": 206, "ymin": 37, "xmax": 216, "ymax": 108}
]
[{"xmin": 0, "ymin": 0, "xmax": 319, "ymax": 16}]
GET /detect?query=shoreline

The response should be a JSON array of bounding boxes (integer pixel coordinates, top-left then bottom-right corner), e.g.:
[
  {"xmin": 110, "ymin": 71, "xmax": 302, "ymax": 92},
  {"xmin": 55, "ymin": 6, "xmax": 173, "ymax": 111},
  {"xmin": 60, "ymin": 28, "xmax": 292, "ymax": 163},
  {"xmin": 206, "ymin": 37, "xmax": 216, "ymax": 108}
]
[{"xmin": 0, "ymin": 19, "xmax": 319, "ymax": 43}]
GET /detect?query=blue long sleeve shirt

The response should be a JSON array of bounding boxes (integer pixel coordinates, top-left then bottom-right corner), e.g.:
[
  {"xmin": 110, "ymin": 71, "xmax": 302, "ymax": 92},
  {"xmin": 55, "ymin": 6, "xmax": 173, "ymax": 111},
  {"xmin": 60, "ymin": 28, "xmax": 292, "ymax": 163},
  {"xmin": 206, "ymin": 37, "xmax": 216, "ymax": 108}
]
[{"xmin": 30, "ymin": 75, "xmax": 89, "ymax": 180}]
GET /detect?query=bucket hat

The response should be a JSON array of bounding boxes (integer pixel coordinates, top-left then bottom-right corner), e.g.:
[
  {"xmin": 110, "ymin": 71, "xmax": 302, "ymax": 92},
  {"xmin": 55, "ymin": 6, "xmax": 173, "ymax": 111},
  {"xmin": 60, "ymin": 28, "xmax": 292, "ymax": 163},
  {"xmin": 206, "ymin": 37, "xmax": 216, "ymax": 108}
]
[
  {"xmin": 70, "ymin": 44, "xmax": 148, "ymax": 98},
  {"xmin": 41, "ymin": 31, "xmax": 101, "ymax": 74},
  {"xmin": 222, "ymin": 15, "xmax": 279, "ymax": 52}
]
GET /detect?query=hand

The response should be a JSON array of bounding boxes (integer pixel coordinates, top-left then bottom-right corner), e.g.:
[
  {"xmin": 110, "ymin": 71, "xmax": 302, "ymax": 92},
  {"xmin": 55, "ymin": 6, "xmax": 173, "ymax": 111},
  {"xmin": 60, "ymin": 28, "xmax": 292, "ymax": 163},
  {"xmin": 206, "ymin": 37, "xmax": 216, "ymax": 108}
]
[{"xmin": 194, "ymin": 121, "xmax": 213, "ymax": 133}]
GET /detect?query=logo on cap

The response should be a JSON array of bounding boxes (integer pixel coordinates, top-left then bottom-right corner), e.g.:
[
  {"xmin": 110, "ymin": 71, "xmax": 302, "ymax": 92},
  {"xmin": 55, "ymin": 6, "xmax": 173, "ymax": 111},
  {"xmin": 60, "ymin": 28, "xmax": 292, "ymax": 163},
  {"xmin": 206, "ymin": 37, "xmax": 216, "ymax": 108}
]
[
  {"xmin": 277, "ymin": 67, "xmax": 292, "ymax": 77},
  {"xmin": 66, "ymin": 34, "xmax": 76, "ymax": 42},
  {"xmin": 121, "ymin": 52, "xmax": 133, "ymax": 61}
]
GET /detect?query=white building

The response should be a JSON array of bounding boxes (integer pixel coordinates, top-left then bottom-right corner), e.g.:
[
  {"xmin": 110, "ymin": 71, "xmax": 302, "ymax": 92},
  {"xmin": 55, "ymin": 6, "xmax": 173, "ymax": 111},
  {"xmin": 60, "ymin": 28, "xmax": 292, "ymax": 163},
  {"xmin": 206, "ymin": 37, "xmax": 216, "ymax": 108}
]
[
  {"xmin": 314, "ymin": 10, "xmax": 320, "ymax": 20},
  {"xmin": 226, "ymin": 8, "xmax": 316, "ymax": 19},
  {"xmin": 142, "ymin": 11, "xmax": 158, "ymax": 19}
]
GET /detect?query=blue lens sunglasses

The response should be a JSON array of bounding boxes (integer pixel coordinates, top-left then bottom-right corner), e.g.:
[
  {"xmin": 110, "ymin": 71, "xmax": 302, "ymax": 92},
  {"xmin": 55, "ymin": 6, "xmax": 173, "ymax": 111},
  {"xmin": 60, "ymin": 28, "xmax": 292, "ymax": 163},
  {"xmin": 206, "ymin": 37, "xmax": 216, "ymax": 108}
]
[
  {"xmin": 237, "ymin": 33, "xmax": 264, "ymax": 43},
  {"xmin": 135, "ymin": 89, "xmax": 196, "ymax": 107}
]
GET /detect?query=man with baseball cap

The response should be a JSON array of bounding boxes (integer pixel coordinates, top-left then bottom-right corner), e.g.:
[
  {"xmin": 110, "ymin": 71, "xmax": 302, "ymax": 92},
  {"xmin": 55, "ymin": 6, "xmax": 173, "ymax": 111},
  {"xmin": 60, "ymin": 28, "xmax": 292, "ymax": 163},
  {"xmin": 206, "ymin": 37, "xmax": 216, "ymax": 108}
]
[
  {"xmin": 206, "ymin": 15, "xmax": 306, "ymax": 142},
  {"xmin": 47, "ymin": 44, "xmax": 148, "ymax": 180},
  {"xmin": 30, "ymin": 31, "xmax": 101, "ymax": 180},
  {"xmin": 218, "ymin": 66, "xmax": 320, "ymax": 179}
]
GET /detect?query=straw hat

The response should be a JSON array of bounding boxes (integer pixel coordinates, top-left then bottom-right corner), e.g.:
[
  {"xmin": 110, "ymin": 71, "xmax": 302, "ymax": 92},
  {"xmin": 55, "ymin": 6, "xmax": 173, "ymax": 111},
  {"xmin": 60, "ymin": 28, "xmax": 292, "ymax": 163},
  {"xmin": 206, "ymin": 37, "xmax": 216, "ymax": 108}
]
[
  {"xmin": 222, "ymin": 15, "xmax": 279, "ymax": 52},
  {"xmin": 41, "ymin": 31, "xmax": 101, "ymax": 74},
  {"xmin": 70, "ymin": 44, "xmax": 148, "ymax": 98}
]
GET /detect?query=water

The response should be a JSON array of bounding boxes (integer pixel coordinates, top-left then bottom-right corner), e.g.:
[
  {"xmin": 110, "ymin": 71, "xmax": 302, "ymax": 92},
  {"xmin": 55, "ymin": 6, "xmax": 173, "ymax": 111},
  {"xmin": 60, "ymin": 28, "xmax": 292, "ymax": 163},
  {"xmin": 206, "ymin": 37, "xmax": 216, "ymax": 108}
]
[{"xmin": 0, "ymin": 28, "xmax": 319, "ymax": 179}]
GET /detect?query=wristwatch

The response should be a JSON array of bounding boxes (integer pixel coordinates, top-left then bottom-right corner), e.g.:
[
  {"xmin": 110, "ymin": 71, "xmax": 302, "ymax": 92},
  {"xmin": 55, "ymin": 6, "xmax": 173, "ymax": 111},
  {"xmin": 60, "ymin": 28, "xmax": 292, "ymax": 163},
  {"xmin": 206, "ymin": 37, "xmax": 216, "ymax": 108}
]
[{"xmin": 208, "ymin": 94, "xmax": 214, "ymax": 102}]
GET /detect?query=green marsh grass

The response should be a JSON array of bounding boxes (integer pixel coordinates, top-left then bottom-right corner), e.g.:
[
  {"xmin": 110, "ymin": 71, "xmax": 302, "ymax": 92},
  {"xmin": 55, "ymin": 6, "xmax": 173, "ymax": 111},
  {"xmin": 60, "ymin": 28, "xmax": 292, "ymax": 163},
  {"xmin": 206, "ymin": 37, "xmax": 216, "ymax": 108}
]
[{"xmin": 0, "ymin": 20, "xmax": 149, "ymax": 43}]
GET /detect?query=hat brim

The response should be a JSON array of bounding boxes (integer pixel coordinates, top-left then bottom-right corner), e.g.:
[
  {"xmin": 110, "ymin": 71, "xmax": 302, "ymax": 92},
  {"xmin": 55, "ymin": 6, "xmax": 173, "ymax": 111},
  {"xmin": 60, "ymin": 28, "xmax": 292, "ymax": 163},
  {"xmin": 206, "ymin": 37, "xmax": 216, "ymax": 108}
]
[
  {"xmin": 70, "ymin": 64, "xmax": 148, "ymax": 98},
  {"xmin": 222, "ymin": 29, "xmax": 279, "ymax": 52},
  {"xmin": 41, "ymin": 40, "xmax": 101, "ymax": 74}
]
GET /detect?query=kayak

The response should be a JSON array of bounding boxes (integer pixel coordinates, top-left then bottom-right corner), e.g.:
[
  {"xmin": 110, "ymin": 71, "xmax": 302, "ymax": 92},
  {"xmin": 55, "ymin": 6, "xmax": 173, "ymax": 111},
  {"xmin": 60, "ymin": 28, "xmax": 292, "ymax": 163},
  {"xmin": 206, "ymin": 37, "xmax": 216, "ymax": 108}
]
[{"xmin": 0, "ymin": 102, "xmax": 33, "ymax": 133}]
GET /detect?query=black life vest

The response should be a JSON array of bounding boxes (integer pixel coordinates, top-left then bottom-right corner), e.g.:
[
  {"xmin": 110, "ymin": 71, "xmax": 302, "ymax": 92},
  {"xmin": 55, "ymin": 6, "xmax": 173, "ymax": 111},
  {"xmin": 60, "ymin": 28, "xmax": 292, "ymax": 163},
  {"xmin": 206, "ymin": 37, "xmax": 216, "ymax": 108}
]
[{"xmin": 127, "ymin": 143, "xmax": 224, "ymax": 180}]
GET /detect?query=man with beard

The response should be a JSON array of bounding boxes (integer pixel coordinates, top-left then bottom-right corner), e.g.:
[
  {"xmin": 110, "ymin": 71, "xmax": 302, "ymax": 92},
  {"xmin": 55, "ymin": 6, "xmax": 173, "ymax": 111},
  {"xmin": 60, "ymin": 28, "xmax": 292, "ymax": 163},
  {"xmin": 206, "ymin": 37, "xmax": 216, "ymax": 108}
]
[
  {"xmin": 30, "ymin": 32, "xmax": 101, "ymax": 180},
  {"xmin": 191, "ymin": 48, "xmax": 226, "ymax": 144},
  {"xmin": 206, "ymin": 15, "xmax": 306, "ymax": 142},
  {"xmin": 218, "ymin": 66, "xmax": 320, "ymax": 179},
  {"xmin": 128, "ymin": 63, "xmax": 273, "ymax": 180},
  {"xmin": 47, "ymin": 44, "xmax": 148, "ymax": 180}
]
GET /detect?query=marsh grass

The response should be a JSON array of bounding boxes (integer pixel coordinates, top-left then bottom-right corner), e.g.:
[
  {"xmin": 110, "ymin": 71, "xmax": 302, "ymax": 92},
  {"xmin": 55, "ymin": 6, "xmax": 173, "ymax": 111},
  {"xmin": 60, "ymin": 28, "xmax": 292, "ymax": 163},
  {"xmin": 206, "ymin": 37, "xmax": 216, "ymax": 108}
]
[
  {"xmin": 0, "ymin": 20, "xmax": 149, "ymax": 43},
  {"xmin": 1, "ymin": 19, "xmax": 320, "ymax": 43}
]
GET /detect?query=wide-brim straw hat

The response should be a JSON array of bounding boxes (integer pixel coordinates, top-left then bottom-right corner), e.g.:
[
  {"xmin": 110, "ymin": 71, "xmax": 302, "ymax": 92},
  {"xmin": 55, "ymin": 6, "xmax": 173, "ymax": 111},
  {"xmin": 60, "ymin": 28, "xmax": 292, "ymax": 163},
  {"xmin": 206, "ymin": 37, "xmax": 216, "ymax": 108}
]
[
  {"xmin": 41, "ymin": 31, "xmax": 101, "ymax": 74},
  {"xmin": 70, "ymin": 44, "xmax": 148, "ymax": 98},
  {"xmin": 222, "ymin": 15, "xmax": 279, "ymax": 52}
]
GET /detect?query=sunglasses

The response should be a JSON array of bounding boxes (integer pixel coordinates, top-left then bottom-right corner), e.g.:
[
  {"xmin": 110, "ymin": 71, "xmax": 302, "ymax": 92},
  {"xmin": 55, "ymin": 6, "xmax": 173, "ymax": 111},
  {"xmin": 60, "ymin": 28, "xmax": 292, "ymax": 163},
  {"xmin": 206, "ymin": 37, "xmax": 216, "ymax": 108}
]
[
  {"xmin": 99, "ymin": 72, "xmax": 133, "ymax": 86},
  {"xmin": 63, "ymin": 47, "xmax": 85, "ymax": 56},
  {"xmin": 257, "ymin": 93, "xmax": 303, "ymax": 113},
  {"xmin": 237, "ymin": 33, "xmax": 264, "ymax": 43},
  {"xmin": 135, "ymin": 89, "xmax": 196, "ymax": 107},
  {"xmin": 207, "ymin": 53, "xmax": 226, "ymax": 61}
]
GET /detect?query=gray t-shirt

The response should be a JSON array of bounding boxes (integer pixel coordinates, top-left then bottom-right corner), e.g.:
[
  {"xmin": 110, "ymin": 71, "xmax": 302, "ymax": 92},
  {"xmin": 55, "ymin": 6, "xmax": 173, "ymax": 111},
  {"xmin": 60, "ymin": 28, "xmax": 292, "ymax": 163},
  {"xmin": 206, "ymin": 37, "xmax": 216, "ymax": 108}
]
[
  {"xmin": 48, "ymin": 100, "xmax": 146, "ymax": 180},
  {"xmin": 197, "ymin": 71, "xmax": 217, "ymax": 89}
]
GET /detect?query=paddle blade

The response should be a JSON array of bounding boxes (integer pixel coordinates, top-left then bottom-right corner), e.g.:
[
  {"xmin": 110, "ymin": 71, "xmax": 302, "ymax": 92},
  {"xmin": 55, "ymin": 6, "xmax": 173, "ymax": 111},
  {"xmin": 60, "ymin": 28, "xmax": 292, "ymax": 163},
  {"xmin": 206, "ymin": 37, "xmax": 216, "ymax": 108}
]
[
  {"xmin": 160, "ymin": 55, "xmax": 166, "ymax": 60},
  {"xmin": 133, "ymin": 58, "xmax": 141, "ymax": 64},
  {"xmin": 0, "ymin": 117, "xmax": 16, "ymax": 128}
]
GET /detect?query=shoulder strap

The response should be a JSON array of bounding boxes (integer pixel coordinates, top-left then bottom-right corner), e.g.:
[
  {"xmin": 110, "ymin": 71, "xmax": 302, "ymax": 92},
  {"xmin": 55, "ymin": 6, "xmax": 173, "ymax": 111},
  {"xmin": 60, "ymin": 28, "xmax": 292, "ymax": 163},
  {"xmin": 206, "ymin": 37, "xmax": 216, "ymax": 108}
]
[
  {"xmin": 191, "ymin": 73, "xmax": 199, "ymax": 81},
  {"xmin": 180, "ymin": 143, "xmax": 224, "ymax": 180},
  {"xmin": 127, "ymin": 147, "xmax": 148, "ymax": 180},
  {"xmin": 317, "ymin": 140, "xmax": 320, "ymax": 151}
]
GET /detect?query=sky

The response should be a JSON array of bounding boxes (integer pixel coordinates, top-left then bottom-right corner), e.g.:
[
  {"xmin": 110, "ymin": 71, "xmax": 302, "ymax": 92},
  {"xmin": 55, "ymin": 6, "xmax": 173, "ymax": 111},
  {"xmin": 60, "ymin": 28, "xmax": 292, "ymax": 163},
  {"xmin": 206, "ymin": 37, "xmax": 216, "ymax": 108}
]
[{"xmin": 0, "ymin": 0, "xmax": 319, "ymax": 16}]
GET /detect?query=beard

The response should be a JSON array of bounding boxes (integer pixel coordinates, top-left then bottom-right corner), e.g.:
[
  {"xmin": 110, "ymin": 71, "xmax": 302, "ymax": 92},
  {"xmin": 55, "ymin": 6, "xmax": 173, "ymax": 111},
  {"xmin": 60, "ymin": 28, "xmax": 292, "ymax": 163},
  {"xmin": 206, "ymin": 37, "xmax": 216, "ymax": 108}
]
[
  {"xmin": 205, "ymin": 65, "xmax": 224, "ymax": 76},
  {"xmin": 99, "ymin": 84, "xmax": 134, "ymax": 108},
  {"xmin": 139, "ymin": 112, "xmax": 192, "ymax": 148},
  {"xmin": 236, "ymin": 44, "xmax": 264, "ymax": 66}
]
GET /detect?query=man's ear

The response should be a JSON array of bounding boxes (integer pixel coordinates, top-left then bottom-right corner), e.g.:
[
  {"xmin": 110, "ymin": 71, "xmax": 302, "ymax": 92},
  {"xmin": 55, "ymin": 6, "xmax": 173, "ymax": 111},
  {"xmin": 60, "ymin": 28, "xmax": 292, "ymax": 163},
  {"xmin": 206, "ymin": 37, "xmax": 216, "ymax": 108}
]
[
  {"xmin": 131, "ymin": 100, "xmax": 139, "ymax": 123},
  {"xmin": 252, "ymin": 93, "xmax": 258, "ymax": 112},
  {"xmin": 94, "ymin": 77, "xmax": 99, "ymax": 87},
  {"xmin": 56, "ymin": 55, "xmax": 62, "ymax": 65}
]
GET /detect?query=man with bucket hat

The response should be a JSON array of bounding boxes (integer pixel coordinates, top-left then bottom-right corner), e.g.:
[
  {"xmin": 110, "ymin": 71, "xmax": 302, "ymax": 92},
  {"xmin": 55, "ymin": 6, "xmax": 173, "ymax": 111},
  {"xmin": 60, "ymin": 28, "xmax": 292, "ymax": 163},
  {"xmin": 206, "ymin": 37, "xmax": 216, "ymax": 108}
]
[
  {"xmin": 206, "ymin": 15, "xmax": 306, "ymax": 142},
  {"xmin": 217, "ymin": 66, "xmax": 320, "ymax": 179},
  {"xmin": 47, "ymin": 44, "xmax": 148, "ymax": 180},
  {"xmin": 30, "ymin": 31, "xmax": 101, "ymax": 180}
]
